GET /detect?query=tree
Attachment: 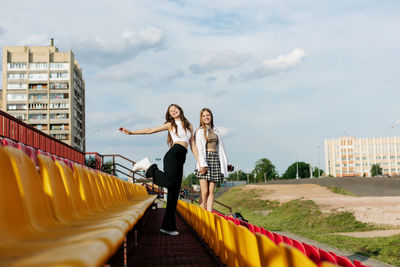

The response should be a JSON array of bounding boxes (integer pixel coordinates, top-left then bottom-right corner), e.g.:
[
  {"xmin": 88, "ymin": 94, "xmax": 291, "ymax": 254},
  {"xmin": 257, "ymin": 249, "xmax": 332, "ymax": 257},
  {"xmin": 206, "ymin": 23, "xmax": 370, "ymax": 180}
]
[
  {"xmin": 182, "ymin": 173, "xmax": 199, "ymax": 187},
  {"xmin": 312, "ymin": 167, "xmax": 324, "ymax": 178},
  {"xmin": 282, "ymin": 161, "xmax": 311, "ymax": 179},
  {"xmin": 252, "ymin": 158, "xmax": 278, "ymax": 182},
  {"xmin": 370, "ymin": 164, "xmax": 382, "ymax": 177},
  {"xmin": 226, "ymin": 170, "xmax": 247, "ymax": 181}
]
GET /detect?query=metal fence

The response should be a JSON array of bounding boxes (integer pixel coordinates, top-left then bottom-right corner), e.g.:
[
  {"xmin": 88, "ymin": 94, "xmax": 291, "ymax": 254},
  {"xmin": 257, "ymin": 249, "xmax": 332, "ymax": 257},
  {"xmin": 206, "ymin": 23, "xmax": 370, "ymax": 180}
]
[{"xmin": 0, "ymin": 110, "xmax": 85, "ymax": 164}]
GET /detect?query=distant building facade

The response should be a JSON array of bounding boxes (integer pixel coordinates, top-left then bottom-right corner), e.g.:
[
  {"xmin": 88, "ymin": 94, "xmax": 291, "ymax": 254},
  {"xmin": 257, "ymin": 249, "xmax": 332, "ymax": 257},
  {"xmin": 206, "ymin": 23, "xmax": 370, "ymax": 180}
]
[
  {"xmin": 1, "ymin": 42, "xmax": 85, "ymax": 151},
  {"xmin": 325, "ymin": 136, "xmax": 400, "ymax": 177}
]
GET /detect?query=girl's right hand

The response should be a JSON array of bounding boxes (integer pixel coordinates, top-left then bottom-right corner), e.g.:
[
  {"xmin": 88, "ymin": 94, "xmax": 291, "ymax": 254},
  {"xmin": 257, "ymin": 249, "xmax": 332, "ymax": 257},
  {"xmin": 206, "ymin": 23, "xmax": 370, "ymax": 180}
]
[{"xmin": 119, "ymin": 127, "xmax": 130, "ymax": 134}]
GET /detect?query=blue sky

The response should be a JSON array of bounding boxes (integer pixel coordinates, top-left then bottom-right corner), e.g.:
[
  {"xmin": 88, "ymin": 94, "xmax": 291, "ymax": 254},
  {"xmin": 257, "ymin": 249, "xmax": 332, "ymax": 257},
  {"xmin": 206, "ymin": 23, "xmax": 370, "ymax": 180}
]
[{"xmin": 1, "ymin": 0, "xmax": 400, "ymax": 176}]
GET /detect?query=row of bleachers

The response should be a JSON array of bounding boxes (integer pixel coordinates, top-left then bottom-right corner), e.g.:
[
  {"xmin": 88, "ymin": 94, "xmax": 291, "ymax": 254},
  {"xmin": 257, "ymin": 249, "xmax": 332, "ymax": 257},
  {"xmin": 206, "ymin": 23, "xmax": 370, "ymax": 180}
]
[
  {"xmin": 1, "ymin": 136, "xmax": 75, "ymax": 169},
  {"xmin": 177, "ymin": 201, "xmax": 370, "ymax": 267},
  {"xmin": 0, "ymin": 142, "xmax": 156, "ymax": 266},
  {"xmin": 214, "ymin": 211, "xmax": 368, "ymax": 267}
]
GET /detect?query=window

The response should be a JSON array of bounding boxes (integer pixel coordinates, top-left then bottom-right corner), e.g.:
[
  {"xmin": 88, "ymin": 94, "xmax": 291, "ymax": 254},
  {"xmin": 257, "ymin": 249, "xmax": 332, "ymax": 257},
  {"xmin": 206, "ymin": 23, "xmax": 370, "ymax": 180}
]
[
  {"xmin": 50, "ymin": 113, "xmax": 69, "ymax": 119},
  {"xmin": 50, "ymin": 63, "xmax": 69, "ymax": 70},
  {"xmin": 29, "ymin": 63, "xmax": 48, "ymax": 70},
  {"xmin": 49, "ymin": 83, "xmax": 68, "ymax": 89},
  {"xmin": 7, "ymin": 93, "xmax": 27, "ymax": 101},
  {"xmin": 29, "ymin": 84, "xmax": 48, "ymax": 90},
  {"xmin": 7, "ymin": 83, "xmax": 27, "ymax": 90},
  {"xmin": 29, "ymin": 73, "xmax": 48, "ymax": 81},
  {"xmin": 7, "ymin": 73, "xmax": 26, "ymax": 80},
  {"xmin": 29, "ymin": 114, "xmax": 47, "ymax": 120},
  {"xmin": 50, "ymin": 93, "xmax": 68, "ymax": 99},
  {"xmin": 16, "ymin": 114, "xmax": 26, "ymax": 121},
  {"xmin": 7, "ymin": 62, "xmax": 27, "ymax": 70},
  {"xmin": 7, "ymin": 104, "xmax": 27, "ymax": 110},
  {"xmin": 49, "ymin": 102, "xmax": 69, "ymax": 109},
  {"xmin": 29, "ymin": 93, "xmax": 47, "ymax": 100},
  {"xmin": 50, "ymin": 73, "xmax": 69, "ymax": 80}
]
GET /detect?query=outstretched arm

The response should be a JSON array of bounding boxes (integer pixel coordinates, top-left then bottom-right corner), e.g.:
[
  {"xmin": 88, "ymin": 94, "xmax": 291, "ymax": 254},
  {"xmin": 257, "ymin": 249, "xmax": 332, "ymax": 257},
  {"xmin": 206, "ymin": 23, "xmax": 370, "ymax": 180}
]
[{"xmin": 119, "ymin": 123, "xmax": 170, "ymax": 135}]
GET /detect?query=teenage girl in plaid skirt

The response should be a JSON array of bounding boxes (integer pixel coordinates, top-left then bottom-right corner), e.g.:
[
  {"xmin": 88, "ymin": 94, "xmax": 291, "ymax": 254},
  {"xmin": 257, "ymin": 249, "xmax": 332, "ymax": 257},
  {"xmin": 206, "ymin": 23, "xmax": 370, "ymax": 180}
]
[{"xmin": 195, "ymin": 108, "xmax": 230, "ymax": 211}]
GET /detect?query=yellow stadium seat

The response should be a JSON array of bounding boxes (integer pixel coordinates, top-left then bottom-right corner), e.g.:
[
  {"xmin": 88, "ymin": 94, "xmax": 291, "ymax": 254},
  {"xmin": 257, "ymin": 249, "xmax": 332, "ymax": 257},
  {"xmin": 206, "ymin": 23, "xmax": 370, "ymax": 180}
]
[
  {"xmin": 255, "ymin": 232, "xmax": 287, "ymax": 267},
  {"xmin": 279, "ymin": 243, "xmax": 318, "ymax": 267},
  {"xmin": 0, "ymin": 146, "xmax": 122, "ymax": 261},
  {"xmin": 235, "ymin": 225, "xmax": 262, "ymax": 267}
]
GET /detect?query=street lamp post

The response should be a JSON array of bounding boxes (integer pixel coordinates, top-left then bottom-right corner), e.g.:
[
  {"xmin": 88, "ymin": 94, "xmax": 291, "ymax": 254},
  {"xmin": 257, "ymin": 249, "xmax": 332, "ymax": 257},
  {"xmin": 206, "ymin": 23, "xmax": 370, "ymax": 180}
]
[
  {"xmin": 317, "ymin": 144, "xmax": 321, "ymax": 178},
  {"xmin": 296, "ymin": 151, "xmax": 300, "ymax": 179}
]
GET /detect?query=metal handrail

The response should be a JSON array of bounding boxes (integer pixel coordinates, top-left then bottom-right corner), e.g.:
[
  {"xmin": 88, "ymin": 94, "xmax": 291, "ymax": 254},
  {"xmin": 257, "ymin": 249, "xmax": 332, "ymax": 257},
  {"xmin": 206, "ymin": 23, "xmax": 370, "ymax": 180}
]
[{"xmin": 87, "ymin": 152, "xmax": 232, "ymax": 215}]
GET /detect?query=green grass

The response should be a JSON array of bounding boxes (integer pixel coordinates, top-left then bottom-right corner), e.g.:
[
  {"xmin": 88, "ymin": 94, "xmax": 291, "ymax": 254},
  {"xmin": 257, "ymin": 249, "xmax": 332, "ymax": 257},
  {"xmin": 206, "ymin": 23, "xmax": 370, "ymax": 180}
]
[
  {"xmin": 326, "ymin": 186, "xmax": 357, "ymax": 196},
  {"xmin": 215, "ymin": 186, "xmax": 400, "ymax": 266}
]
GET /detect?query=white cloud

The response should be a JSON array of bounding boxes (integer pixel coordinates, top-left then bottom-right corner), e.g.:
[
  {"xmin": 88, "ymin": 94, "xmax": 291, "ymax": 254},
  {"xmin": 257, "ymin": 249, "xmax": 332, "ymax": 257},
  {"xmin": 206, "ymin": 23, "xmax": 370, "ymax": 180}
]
[
  {"xmin": 73, "ymin": 27, "xmax": 166, "ymax": 66},
  {"xmin": 161, "ymin": 70, "xmax": 185, "ymax": 82},
  {"xmin": 0, "ymin": 26, "xmax": 6, "ymax": 36},
  {"xmin": 18, "ymin": 34, "xmax": 51, "ymax": 46},
  {"xmin": 190, "ymin": 50, "xmax": 249, "ymax": 74},
  {"xmin": 242, "ymin": 48, "xmax": 307, "ymax": 80}
]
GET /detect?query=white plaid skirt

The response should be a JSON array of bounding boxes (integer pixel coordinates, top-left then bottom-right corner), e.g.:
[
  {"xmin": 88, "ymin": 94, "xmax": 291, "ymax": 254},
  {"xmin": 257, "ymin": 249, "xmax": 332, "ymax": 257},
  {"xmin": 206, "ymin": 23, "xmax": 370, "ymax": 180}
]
[{"xmin": 196, "ymin": 151, "xmax": 224, "ymax": 182}]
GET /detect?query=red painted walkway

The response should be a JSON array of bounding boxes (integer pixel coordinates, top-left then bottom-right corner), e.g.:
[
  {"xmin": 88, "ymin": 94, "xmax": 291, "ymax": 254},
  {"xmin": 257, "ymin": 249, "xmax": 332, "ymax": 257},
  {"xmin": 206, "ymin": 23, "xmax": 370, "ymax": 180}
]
[{"xmin": 128, "ymin": 207, "xmax": 222, "ymax": 267}]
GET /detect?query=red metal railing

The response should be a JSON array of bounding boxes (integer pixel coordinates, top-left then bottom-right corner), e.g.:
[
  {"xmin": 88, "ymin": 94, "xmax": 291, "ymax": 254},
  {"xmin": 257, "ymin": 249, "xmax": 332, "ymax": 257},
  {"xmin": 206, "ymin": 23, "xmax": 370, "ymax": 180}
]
[{"xmin": 0, "ymin": 110, "xmax": 85, "ymax": 164}]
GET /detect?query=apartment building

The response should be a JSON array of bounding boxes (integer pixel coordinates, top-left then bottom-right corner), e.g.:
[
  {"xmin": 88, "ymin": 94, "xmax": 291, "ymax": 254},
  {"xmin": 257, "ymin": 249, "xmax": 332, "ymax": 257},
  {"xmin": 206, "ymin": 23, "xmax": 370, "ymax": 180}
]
[
  {"xmin": 325, "ymin": 136, "xmax": 400, "ymax": 177},
  {"xmin": 1, "ymin": 42, "xmax": 85, "ymax": 151}
]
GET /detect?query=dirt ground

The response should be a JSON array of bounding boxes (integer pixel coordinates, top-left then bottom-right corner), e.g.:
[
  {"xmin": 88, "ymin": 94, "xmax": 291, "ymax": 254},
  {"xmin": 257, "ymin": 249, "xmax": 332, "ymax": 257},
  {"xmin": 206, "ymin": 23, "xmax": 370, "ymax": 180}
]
[{"xmin": 244, "ymin": 183, "xmax": 400, "ymax": 230}]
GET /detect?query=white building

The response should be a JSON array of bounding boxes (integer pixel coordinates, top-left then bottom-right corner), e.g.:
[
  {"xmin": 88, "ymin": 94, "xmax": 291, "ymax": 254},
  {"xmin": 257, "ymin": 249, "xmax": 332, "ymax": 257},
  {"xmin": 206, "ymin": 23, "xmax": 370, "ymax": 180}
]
[{"xmin": 325, "ymin": 136, "xmax": 400, "ymax": 177}]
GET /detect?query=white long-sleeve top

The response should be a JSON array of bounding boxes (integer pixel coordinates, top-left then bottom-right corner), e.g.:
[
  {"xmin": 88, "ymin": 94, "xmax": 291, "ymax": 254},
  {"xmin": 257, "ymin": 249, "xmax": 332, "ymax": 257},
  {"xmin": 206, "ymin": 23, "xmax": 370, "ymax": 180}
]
[{"xmin": 195, "ymin": 126, "xmax": 228, "ymax": 176}]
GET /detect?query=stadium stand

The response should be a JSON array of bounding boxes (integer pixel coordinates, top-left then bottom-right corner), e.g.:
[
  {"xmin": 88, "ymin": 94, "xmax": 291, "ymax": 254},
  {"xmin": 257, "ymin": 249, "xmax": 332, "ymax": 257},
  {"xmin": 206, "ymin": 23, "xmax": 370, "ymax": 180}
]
[
  {"xmin": 0, "ymin": 145, "xmax": 156, "ymax": 266},
  {"xmin": 177, "ymin": 200, "xmax": 371, "ymax": 267}
]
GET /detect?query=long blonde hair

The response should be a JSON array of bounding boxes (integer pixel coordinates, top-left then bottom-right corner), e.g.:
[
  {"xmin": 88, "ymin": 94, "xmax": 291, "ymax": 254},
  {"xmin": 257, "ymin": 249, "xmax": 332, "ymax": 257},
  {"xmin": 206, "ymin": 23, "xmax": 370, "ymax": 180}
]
[
  {"xmin": 165, "ymin": 104, "xmax": 192, "ymax": 147},
  {"xmin": 199, "ymin": 108, "xmax": 214, "ymax": 142}
]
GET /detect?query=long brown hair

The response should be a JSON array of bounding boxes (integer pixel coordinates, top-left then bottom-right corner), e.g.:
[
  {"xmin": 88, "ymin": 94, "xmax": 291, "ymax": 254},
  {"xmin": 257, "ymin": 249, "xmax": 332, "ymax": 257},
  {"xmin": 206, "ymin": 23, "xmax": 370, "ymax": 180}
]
[
  {"xmin": 165, "ymin": 104, "xmax": 192, "ymax": 147},
  {"xmin": 199, "ymin": 108, "xmax": 214, "ymax": 142}
]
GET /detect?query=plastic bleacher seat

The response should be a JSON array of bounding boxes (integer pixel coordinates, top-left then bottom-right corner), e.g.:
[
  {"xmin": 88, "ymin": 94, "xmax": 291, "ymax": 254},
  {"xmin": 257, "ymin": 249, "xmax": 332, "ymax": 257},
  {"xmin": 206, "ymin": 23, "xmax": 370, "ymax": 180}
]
[
  {"xmin": 261, "ymin": 227, "xmax": 275, "ymax": 242},
  {"xmin": 255, "ymin": 232, "xmax": 286, "ymax": 266},
  {"xmin": 235, "ymin": 225, "xmax": 262, "ymax": 266},
  {"xmin": 273, "ymin": 232, "xmax": 284, "ymax": 245},
  {"xmin": 336, "ymin": 255, "xmax": 356, "ymax": 267},
  {"xmin": 353, "ymin": 259, "xmax": 370, "ymax": 267},
  {"xmin": 2, "ymin": 137, "xmax": 19, "ymax": 148},
  {"xmin": 291, "ymin": 238, "xmax": 307, "ymax": 255},
  {"xmin": 319, "ymin": 248, "xmax": 337, "ymax": 264},
  {"xmin": 0, "ymin": 145, "xmax": 156, "ymax": 266},
  {"xmin": 0, "ymin": 146, "xmax": 123, "ymax": 266},
  {"xmin": 302, "ymin": 242, "xmax": 321, "ymax": 265},
  {"xmin": 282, "ymin": 235, "xmax": 294, "ymax": 246},
  {"xmin": 280, "ymin": 243, "xmax": 319, "ymax": 267}
]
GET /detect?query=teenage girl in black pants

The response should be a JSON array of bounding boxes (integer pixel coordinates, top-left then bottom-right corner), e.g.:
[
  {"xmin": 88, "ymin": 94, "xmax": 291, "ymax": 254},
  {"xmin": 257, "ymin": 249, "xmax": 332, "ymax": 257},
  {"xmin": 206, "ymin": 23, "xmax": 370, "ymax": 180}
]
[{"xmin": 119, "ymin": 104, "xmax": 202, "ymax": 236}]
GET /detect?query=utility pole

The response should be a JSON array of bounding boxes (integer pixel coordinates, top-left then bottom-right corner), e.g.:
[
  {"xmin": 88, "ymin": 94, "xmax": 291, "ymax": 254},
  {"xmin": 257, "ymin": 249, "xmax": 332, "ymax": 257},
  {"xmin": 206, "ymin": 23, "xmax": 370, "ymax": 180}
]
[
  {"xmin": 296, "ymin": 151, "xmax": 300, "ymax": 179},
  {"xmin": 317, "ymin": 144, "xmax": 321, "ymax": 178}
]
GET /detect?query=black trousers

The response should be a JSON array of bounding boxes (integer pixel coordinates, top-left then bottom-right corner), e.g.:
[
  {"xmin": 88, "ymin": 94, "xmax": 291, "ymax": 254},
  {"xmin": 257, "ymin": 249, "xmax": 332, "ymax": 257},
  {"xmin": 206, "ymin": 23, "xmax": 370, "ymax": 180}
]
[{"xmin": 146, "ymin": 144, "xmax": 187, "ymax": 231}]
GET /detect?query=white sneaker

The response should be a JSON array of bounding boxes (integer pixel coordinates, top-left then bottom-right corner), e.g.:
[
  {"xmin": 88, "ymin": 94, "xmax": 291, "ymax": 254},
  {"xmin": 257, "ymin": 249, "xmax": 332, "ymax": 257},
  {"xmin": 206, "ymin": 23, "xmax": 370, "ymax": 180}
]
[
  {"xmin": 160, "ymin": 229, "xmax": 179, "ymax": 236},
  {"xmin": 132, "ymin": 157, "xmax": 151, "ymax": 172}
]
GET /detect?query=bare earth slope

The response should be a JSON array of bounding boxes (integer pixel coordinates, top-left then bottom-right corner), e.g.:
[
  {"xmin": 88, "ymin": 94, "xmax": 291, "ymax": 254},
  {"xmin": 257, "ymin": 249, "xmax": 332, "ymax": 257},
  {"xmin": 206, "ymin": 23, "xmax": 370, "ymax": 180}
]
[{"xmin": 244, "ymin": 177, "xmax": 400, "ymax": 227}]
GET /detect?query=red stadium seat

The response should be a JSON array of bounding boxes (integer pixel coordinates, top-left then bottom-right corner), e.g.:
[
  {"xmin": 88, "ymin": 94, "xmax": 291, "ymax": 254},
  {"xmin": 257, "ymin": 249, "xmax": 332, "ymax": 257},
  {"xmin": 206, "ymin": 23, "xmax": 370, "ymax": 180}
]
[
  {"xmin": 353, "ymin": 259, "xmax": 370, "ymax": 267},
  {"xmin": 319, "ymin": 248, "xmax": 337, "ymax": 264},
  {"xmin": 336, "ymin": 255, "xmax": 356, "ymax": 267},
  {"xmin": 291, "ymin": 239, "xmax": 306, "ymax": 255},
  {"xmin": 302, "ymin": 242, "xmax": 321, "ymax": 264},
  {"xmin": 17, "ymin": 142, "xmax": 30, "ymax": 156},
  {"xmin": 253, "ymin": 225, "xmax": 262, "ymax": 233},
  {"xmin": 282, "ymin": 235, "xmax": 293, "ymax": 246},
  {"xmin": 2, "ymin": 138, "xmax": 19, "ymax": 148},
  {"xmin": 272, "ymin": 232, "xmax": 283, "ymax": 245},
  {"xmin": 260, "ymin": 228, "xmax": 275, "ymax": 242},
  {"xmin": 25, "ymin": 145, "xmax": 39, "ymax": 166},
  {"xmin": 0, "ymin": 137, "xmax": 3, "ymax": 146}
]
